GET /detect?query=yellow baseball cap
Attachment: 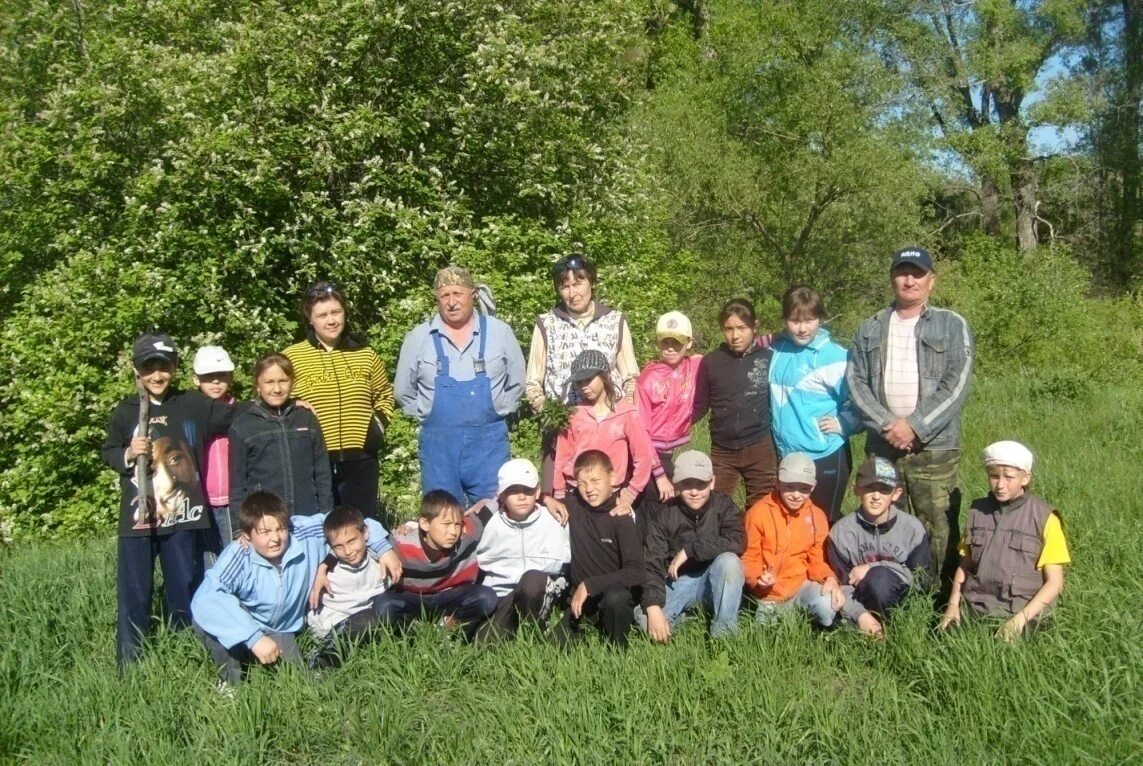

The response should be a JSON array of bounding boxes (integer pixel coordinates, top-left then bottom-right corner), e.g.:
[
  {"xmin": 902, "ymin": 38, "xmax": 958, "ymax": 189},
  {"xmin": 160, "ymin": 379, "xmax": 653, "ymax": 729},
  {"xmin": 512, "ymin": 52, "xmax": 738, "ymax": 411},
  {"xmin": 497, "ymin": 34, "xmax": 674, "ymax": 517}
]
[{"xmin": 655, "ymin": 311, "xmax": 693, "ymax": 342}]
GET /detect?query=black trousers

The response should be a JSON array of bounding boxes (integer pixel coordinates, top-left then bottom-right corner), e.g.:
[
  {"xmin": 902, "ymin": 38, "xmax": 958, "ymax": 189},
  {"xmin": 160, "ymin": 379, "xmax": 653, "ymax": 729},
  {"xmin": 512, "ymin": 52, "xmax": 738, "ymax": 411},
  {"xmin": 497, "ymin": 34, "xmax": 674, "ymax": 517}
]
[
  {"xmin": 853, "ymin": 567, "xmax": 911, "ymax": 616},
  {"xmin": 373, "ymin": 583, "xmax": 498, "ymax": 640},
  {"xmin": 194, "ymin": 624, "xmax": 302, "ymax": 684},
  {"xmin": 332, "ymin": 456, "xmax": 380, "ymax": 518},
  {"xmin": 811, "ymin": 444, "xmax": 852, "ymax": 525},
  {"xmin": 552, "ymin": 584, "xmax": 638, "ymax": 648},
  {"xmin": 480, "ymin": 570, "xmax": 557, "ymax": 640}
]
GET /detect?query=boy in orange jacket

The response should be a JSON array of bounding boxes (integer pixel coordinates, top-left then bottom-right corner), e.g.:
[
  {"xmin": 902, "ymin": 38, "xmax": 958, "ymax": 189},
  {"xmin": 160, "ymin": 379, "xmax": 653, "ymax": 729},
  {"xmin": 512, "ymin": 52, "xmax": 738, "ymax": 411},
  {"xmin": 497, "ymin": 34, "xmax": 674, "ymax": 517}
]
[{"xmin": 741, "ymin": 453, "xmax": 844, "ymax": 626}]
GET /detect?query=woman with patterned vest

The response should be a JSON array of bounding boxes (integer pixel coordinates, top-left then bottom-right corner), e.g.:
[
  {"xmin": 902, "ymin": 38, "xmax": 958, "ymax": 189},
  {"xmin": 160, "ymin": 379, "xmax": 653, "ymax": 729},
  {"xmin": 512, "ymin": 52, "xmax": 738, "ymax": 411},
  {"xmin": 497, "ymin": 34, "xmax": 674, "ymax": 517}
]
[
  {"xmin": 939, "ymin": 441, "xmax": 1070, "ymax": 642},
  {"xmin": 525, "ymin": 253, "xmax": 641, "ymax": 492}
]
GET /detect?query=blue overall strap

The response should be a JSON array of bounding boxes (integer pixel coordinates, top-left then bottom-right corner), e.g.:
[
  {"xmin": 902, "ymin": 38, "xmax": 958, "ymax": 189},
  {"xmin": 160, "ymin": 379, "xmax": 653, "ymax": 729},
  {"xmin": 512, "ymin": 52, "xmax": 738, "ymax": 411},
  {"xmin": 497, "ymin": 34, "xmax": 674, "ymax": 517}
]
[
  {"xmin": 433, "ymin": 314, "xmax": 487, "ymax": 376},
  {"xmin": 474, "ymin": 313, "xmax": 487, "ymax": 375},
  {"xmin": 431, "ymin": 327, "xmax": 450, "ymax": 378}
]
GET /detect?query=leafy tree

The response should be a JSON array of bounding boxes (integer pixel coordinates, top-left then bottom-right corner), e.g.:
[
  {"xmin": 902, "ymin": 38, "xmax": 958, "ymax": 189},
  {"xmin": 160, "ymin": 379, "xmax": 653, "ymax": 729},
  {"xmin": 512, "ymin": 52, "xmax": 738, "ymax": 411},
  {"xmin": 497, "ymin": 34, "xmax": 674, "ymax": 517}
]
[
  {"xmin": 634, "ymin": 0, "xmax": 927, "ymax": 331},
  {"xmin": 0, "ymin": 0, "xmax": 685, "ymax": 538},
  {"xmin": 1082, "ymin": 0, "xmax": 1142, "ymax": 288},
  {"xmin": 885, "ymin": 0, "xmax": 1090, "ymax": 250}
]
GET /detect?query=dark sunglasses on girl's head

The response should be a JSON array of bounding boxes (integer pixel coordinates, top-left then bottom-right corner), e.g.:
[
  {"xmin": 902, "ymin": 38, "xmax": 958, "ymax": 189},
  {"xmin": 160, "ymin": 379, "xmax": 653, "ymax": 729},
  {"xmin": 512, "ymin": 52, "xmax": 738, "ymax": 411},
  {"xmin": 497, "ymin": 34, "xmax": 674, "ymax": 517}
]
[
  {"xmin": 305, "ymin": 282, "xmax": 339, "ymax": 299},
  {"xmin": 552, "ymin": 255, "xmax": 586, "ymax": 278}
]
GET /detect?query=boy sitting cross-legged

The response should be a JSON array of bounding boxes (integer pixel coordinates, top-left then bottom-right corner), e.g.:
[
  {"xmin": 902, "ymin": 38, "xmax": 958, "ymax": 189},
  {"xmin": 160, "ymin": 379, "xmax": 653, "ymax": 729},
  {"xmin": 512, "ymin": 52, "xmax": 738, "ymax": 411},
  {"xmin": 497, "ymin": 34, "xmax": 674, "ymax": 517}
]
[
  {"xmin": 552, "ymin": 450, "xmax": 646, "ymax": 649},
  {"xmin": 372, "ymin": 490, "xmax": 499, "ymax": 640},
  {"xmin": 939, "ymin": 440, "xmax": 1070, "ymax": 642},
  {"xmin": 637, "ymin": 450, "xmax": 746, "ymax": 643},
  {"xmin": 826, "ymin": 457, "xmax": 931, "ymax": 637},
  {"xmin": 476, "ymin": 458, "xmax": 571, "ymax": 640},
  {"xmin": 191, "ymin": 491, "xmax": 401, "ymax": 686}
]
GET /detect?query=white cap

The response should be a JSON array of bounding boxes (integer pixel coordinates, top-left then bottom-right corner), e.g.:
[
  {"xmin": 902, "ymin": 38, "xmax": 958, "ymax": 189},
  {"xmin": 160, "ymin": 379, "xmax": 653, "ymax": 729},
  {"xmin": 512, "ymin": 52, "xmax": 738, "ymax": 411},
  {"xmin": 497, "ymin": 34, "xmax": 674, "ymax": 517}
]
[
  {"xmin": 982, "ymin": 440, "xmax": 1034, "ymax": 473},
  {"xmin": 656, "ymin": 311, "xmax": 693, "ymax": 342},
  {"xmin": 192, "ymin": 346, "xmax": 235, "ymax": 375},
  {"xmin": 497, "ymin": 458, "xmax": 540, "ymax": 496}
]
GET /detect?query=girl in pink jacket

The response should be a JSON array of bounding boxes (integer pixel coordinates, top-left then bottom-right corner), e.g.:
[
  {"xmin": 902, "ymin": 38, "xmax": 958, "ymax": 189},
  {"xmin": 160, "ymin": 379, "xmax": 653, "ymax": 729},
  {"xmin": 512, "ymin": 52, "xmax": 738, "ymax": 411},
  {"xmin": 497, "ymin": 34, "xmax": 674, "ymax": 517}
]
[
  {"xmin": 636, "ymin": 311, "xmax": 703, "ymax": 484},
  {"xmin": 554, "ymin": 350, "xmax": 666, "ymax": 509}
]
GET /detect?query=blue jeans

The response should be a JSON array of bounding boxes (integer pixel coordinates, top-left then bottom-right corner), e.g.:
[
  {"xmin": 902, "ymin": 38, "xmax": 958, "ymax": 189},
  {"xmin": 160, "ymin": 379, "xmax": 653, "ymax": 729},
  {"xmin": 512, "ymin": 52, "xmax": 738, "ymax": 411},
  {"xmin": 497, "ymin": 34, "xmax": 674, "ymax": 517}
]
[
  {"xmin": 755, "ymin": 580, "xmax": 837, "ymax": 627},
  {"xmin": 636, "ymin": 552, "xmax": 745, "ymax": 638}
]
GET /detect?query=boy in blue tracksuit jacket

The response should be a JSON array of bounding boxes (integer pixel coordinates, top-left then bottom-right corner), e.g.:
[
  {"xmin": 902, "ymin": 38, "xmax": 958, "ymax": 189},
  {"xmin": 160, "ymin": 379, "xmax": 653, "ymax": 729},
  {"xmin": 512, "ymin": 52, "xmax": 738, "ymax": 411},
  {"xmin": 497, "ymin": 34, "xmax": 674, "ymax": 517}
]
[{"xmin": 191, "ymin": 490, "xmax": 401, "ymax": 684}]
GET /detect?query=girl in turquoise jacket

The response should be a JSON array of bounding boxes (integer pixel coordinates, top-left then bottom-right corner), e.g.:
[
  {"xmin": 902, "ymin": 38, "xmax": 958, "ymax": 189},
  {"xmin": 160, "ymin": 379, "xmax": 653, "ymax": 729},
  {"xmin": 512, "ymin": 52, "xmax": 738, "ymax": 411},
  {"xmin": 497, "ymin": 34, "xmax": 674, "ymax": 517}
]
[{"xmin": 769, "ymin": 286, "xmax": 857, "ymax": 523}]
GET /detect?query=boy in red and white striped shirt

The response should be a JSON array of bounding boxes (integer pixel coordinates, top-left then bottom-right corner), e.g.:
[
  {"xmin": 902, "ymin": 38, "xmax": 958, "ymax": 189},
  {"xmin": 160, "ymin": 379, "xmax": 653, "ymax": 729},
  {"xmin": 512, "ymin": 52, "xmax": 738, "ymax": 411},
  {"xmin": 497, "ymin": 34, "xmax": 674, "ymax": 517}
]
[{"xmin": 372, "ymin": 490, "xmax": 497, "ymax": 639}]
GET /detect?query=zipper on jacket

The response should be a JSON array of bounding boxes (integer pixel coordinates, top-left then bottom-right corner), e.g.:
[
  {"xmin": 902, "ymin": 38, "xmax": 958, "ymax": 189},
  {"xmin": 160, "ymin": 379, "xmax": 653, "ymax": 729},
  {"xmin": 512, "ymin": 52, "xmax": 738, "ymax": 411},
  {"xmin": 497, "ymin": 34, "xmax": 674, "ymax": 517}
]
[
  {"xmin": 269, "ymin": 563, "xmax": 285, "ymax": 627},
  {"xmin": 274, "ymin": 414, "xmax": 294, "ymax": 509}
]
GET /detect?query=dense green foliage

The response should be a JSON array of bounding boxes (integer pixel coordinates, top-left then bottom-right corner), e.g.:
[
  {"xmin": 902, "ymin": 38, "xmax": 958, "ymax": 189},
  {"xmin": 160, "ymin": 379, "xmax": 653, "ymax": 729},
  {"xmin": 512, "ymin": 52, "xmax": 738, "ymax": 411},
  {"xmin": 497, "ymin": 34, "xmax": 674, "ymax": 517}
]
[
  {"xmin": 636, "ymin": 0, "xmax": 928, "ymax": 320},
  {"xmin": 3, "ymin": 380, "xmax": 1141, "ymax": 762},
  {"xmin": 0, "ymin": 0, "xmax": 687, "ymax": 538},
  {"xmin": 937, "ymin": 235, "xmax": 1143, "ymax": 377},
  {"xmin": 0, "ymin": 0, "xmax": 1139, "ymax": 539},
  {"xmin": 2, "ymin": 3, "xmax": 1141, "ymax": 760}
]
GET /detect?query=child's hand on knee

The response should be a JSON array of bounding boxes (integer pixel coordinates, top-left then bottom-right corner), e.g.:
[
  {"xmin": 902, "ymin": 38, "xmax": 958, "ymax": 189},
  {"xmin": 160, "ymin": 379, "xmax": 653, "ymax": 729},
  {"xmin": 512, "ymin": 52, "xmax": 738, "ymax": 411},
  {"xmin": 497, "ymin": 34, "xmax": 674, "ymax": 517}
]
[
  {"xmin": 570, "ymin": 583, "xmax": 589, "ymax": 618},
  {"xmin": 822, "ymin": 577, "xmax": 844, "ymax": 611},
  {"xmin": 997, "ymin": 612, "xmax": 1028, "ymax": 643},
  {"xmin": 847, "ymin": 564, "xmax": 871, "ymax": 586}
]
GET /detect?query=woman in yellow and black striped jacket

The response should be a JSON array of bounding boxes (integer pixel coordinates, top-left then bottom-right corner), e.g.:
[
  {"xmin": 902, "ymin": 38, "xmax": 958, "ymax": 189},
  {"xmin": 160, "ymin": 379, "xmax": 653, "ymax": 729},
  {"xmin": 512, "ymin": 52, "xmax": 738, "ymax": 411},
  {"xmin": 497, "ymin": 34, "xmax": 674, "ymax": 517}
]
[{"xmin": 283, "ymin": 281, "xmax": 394, "ymax": 518}]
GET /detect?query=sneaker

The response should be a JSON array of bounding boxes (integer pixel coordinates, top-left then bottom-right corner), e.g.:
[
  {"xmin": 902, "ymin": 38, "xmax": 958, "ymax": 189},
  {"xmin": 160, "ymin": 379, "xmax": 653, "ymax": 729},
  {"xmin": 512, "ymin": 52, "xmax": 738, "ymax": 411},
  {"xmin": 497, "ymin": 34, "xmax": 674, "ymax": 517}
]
[{"xmin": 215, "ymin": 679, "xmax": 237, "ymax": 699}]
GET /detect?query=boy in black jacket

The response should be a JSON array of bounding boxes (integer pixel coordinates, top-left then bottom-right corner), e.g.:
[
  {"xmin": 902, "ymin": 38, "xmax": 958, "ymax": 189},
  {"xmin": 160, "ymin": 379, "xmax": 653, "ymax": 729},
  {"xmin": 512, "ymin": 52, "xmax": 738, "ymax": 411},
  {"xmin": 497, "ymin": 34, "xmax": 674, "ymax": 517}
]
[
  {"xmin": 552, "ymin": 450, "xmax": 645, "ymax": 648},
  {"xmin": 638, "ymin": 451, "xmax": 746, "ymax": 642},
  {"xmin": 101, "ymin": 332, "xmax": 234, "ymax": 669}
]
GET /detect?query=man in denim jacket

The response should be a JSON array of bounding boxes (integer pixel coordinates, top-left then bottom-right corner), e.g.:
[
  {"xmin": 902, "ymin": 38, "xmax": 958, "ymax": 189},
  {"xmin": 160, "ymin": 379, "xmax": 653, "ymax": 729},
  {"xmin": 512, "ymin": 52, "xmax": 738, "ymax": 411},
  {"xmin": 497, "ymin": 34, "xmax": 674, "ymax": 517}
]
[{"xmin": 846, "ymin": 247, "xmax": 973, "ymax": 596}]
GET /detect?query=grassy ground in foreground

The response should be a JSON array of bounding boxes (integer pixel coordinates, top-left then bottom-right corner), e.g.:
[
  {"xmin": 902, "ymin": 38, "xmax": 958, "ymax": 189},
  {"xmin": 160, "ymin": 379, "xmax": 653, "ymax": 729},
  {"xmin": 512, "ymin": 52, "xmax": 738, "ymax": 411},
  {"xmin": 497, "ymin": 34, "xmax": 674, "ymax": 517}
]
[{"xmin": 2, "ymin": 377, "xmax": 1142, "ymax": 764}]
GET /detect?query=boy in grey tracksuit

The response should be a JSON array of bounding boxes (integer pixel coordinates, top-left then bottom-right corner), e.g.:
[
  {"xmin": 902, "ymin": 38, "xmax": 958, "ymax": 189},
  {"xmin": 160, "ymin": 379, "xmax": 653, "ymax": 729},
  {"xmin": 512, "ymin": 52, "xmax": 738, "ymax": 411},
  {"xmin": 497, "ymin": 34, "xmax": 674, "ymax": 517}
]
[{"xmin": 826, "ymin": 456, "xmax": 930, "ymax": 637}]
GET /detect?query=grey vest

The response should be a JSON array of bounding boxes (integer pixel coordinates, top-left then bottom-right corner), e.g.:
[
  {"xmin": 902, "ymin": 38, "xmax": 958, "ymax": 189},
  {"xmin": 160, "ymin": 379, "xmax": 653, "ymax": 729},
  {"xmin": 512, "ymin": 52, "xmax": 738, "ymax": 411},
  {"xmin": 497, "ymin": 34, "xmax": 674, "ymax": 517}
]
[{"xmin": 961, "ymin": 493, "xmax": 1056, "ymax": 616}]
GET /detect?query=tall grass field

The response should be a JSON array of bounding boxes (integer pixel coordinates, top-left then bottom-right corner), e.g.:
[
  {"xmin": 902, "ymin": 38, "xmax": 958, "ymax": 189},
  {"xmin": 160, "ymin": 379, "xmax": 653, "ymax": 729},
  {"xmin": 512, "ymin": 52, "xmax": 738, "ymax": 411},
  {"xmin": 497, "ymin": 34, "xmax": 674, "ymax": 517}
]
[{"xmin": 2, "ymin": 378, "xmax": 1141, "ymax": 764}]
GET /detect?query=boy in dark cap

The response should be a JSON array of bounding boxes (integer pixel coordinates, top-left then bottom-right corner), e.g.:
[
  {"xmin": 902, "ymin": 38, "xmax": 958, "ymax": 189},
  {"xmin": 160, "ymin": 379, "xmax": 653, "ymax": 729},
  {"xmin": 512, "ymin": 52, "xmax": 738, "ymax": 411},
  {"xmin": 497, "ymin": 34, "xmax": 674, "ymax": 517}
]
[
  {"xmin": 101, "ymin": 332, "xmax": 235, "ymax": 668},
  {"xmin": 826, "ymin": 456, "xmax": 931, "ymax": 637}
]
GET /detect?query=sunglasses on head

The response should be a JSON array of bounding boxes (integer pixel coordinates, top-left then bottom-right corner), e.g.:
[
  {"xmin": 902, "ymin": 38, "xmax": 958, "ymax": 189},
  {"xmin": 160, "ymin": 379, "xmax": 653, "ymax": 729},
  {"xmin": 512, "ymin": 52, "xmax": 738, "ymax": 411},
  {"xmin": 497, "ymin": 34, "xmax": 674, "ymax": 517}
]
[
  {"xmin": 552, "ymin": 254, "xmax": 588, "ymax": 278},
  {"xmin": 305, "ymin": 282, "xmax": 339, "ymax": 299}
]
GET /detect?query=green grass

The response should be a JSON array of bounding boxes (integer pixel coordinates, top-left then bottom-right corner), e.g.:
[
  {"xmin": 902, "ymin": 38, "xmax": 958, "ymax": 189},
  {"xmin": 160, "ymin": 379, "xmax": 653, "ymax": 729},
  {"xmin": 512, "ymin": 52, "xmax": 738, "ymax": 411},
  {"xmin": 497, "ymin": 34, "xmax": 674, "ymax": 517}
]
[{"xmin": 2, "ymin": 378, "xmax": 1142, "ymax": 764}]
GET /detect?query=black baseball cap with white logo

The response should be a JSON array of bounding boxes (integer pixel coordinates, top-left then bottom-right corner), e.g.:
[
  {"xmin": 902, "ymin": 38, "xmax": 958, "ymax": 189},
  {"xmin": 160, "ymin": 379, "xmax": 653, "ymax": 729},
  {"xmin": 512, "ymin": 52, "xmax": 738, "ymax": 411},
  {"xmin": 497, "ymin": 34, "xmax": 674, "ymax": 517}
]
[
  {"xmin": 890, "ymin": 247, "xmax": 934, "ymax": 273},
  {"xmin": 132, "ymin": 332, "xmax": 178, "ymax": 367}
]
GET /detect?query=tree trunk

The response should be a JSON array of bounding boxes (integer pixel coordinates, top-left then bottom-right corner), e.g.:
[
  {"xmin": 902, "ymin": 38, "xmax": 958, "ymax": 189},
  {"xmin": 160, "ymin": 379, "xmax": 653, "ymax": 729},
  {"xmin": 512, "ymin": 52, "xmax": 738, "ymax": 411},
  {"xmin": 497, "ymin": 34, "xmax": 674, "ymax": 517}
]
[
  {"xmin": 980, "ymin": 176, "xmax": 1004, "ymax": 238},
  {"xmin": 1015, "ymin": 159, "xmax": 1039, "ymax": 250},
  {"xmin": 1112, "ymin": 0, "xmax": 1142, "ymax": 283}
]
